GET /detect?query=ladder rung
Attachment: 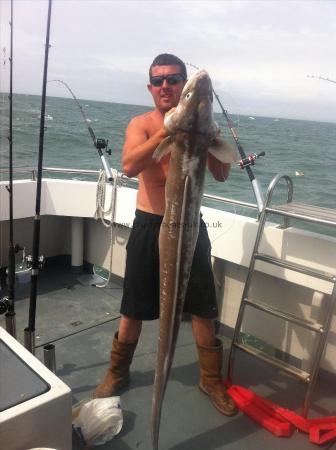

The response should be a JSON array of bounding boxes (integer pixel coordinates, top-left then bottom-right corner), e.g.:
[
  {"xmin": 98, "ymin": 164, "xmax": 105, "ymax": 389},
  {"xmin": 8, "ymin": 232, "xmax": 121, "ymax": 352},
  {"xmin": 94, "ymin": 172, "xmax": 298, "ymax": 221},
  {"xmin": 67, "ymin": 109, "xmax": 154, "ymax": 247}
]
[
  {"xmin": 266, "ymin": 202, "xmax": 336, "ymax": 227},
  {"xmin": 244, "ymin": 298, "xmax": 324, "ymax": 333},
  {"xmin": 233, "ymin": 342, "xmax": 310, "ymax": 382},
  {"xmin": 255, "ymin": 253, "xmax": 335, "ymax": 282}
]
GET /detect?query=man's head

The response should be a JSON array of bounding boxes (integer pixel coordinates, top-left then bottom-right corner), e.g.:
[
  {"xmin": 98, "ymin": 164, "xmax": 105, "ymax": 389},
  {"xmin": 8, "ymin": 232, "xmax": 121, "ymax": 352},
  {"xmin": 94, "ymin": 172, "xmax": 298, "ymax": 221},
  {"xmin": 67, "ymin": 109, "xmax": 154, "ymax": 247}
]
[{"xmin": 148, "ymin": 54, "xmax": 187, "ymax": 113}]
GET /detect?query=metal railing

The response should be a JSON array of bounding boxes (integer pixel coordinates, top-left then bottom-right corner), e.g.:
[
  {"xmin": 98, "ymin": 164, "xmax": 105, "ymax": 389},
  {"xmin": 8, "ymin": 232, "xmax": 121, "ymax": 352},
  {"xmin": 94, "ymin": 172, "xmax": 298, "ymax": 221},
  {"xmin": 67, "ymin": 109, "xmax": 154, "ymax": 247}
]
[{"xmin": 0, "ymin": 166, "xmax": 260, "ymax": 212}]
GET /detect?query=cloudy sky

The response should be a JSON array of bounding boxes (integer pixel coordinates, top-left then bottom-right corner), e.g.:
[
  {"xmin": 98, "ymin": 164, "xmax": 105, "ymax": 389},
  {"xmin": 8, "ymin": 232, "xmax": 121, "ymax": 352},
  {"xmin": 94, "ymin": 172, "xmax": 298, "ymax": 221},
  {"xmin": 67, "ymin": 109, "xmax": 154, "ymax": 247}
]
[{"xmin": 0, "ymin": 0, "xmax": 335, "ymax": 122}]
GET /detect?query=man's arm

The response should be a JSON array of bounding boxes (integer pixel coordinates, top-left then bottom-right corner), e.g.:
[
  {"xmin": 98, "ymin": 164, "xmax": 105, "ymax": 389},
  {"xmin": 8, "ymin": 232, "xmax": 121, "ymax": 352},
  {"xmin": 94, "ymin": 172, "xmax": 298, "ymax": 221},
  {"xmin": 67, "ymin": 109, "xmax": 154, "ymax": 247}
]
[
  {"xmin": 122, "ymin": 117, "xmax": 167, "ymax": 178},
  {"xmin": 207, "ymin": 152, "xmax": 231, "ymax": 182}
]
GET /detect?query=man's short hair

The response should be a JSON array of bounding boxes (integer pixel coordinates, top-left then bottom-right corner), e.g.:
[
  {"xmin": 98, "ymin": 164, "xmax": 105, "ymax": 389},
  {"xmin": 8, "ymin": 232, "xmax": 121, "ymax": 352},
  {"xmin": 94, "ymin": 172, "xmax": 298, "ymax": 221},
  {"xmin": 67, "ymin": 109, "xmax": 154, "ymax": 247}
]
[{"xmin": 149, "ymin": 54, "xmax": 187, "ymax": 80}]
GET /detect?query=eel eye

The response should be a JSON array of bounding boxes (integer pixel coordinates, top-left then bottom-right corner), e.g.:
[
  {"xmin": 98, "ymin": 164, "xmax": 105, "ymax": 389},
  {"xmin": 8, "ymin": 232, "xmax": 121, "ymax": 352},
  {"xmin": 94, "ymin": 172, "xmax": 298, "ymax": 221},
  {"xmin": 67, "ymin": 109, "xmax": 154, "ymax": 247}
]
[{"xmin": 185, "ymin": 92, "xmax": 192, "ymax": 100}]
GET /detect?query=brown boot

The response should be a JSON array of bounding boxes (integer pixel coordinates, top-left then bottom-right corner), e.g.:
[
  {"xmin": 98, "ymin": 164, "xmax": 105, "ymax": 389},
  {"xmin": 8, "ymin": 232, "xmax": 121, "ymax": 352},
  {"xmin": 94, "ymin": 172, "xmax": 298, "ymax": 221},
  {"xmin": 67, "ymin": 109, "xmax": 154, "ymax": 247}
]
[
  {"xmin": 93, "ymin": 332, "xmax": 137, "ymax": 398},
  {"xmin": 197, "ymin": 338, "xmax": 238, "ymax": 416}
]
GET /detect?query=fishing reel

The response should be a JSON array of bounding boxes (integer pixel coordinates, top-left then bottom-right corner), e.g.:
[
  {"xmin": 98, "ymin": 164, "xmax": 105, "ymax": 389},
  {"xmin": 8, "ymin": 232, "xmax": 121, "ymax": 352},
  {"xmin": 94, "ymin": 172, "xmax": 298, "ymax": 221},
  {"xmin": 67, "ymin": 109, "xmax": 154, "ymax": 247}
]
[
  {"xmin": 238, "ymin": 151, "xmax": 265, "ymax": 169},
  {"xmin": 0, "ymin": 296, "xmax": 10, "ymax": 315},
  {"xmin": 25, "ymin": 253, "xmax": 45, "ymax": 270},
  {"xmin": 95, "ymin": 138, "xmax": 112, "ymax": 155},
  {"xmin": 95, "ymin": 138, "xmax": 113, "ymax": 181},
  {"xmin": 17, "ymin": 247, "xmax": 45, "ymax": 270}
]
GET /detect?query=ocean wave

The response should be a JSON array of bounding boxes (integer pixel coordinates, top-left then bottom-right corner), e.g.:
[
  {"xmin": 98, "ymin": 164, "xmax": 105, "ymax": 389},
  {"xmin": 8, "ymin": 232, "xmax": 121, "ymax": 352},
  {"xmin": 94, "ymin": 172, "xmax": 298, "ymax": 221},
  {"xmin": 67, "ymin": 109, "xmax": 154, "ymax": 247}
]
[{"xmin": 38, "ymin": 113, "xmax": 54, "ymax": 121}]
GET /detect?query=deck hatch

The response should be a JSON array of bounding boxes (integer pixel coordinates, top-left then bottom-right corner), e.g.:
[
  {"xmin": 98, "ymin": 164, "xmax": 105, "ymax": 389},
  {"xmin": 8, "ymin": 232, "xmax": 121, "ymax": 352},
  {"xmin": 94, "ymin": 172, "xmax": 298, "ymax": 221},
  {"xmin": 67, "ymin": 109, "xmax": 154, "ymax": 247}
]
[{"xmin": 0, "ymin": 339, "xmax": 50, "ymax": 412}]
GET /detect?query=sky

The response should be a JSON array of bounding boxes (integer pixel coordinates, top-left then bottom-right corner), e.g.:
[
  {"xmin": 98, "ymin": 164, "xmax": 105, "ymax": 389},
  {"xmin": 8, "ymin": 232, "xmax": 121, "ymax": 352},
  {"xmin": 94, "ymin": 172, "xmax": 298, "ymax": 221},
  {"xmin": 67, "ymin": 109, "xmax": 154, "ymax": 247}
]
[{"xmin": 0, "ymin": 0, "xmax": 335, "ymax": 123}]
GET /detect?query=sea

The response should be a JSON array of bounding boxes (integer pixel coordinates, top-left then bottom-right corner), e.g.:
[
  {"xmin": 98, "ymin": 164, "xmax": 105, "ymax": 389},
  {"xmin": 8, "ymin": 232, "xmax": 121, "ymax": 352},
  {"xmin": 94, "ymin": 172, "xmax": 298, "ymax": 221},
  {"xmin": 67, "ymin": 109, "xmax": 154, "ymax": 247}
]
[{"xmin": 0, "ymin": 93, "xmax": 335, "ymax": 232}]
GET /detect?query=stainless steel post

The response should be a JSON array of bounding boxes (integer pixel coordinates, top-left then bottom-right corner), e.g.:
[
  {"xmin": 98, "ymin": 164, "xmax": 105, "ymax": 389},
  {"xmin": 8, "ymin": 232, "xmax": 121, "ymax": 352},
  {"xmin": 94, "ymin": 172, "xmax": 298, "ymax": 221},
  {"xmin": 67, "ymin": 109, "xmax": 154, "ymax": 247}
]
[
  {"xmin": 24, "ymin": 328, "xmax": 35, "ymax": 354},
  {"xmin": 5, "ymin": 313, "xmax": 16, "ymax": 338},
  {"xmin": 43, "ymin": 343, "xmax": 56, "ymax": 373}
]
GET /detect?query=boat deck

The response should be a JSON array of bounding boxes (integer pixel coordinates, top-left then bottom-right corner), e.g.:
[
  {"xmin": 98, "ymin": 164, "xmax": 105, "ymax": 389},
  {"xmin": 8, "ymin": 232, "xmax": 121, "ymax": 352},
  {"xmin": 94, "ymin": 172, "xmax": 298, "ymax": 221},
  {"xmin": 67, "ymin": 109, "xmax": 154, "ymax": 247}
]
[{"xmin": 1, "ymin": 259, "xmax": 335, "ymax": 450}]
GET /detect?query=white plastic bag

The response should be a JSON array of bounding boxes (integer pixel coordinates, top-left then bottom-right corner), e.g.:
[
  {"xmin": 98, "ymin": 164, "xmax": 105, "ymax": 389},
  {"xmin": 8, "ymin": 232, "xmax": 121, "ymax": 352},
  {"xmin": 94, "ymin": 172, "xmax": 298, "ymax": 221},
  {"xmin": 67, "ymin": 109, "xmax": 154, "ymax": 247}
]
[{"xmin": 72, "ymin": 396, "xmax": 123, "ymax": 446}]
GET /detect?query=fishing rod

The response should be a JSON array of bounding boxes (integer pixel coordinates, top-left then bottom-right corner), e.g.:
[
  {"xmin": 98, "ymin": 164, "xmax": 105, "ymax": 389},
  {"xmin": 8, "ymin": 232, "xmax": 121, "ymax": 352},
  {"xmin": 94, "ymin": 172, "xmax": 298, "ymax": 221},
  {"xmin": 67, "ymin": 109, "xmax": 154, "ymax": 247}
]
[
  {"xmin": 24, "ymin": 0, "xmax": 52, "ymax": 354},
  {"xmin": 307, "ymin": 75, "xmax": 336, "ymax": 85},
  {"xmin": 47, "ymin": 80, "xmax": 119, "ymax": 289},
  {"xmin": 6, "ymin": 0, "xmax": 16, "ymax": 336},
  {"xmin": 48, "ymin": 79, "xmax": 113, "ymax": 181},
  {"xmin": 187, "ymin": 63, "xmax": 265, "ymax": 212},
  {"xmin": 0, "ymin": 0, "xmax": 17, "ymax": 337}
]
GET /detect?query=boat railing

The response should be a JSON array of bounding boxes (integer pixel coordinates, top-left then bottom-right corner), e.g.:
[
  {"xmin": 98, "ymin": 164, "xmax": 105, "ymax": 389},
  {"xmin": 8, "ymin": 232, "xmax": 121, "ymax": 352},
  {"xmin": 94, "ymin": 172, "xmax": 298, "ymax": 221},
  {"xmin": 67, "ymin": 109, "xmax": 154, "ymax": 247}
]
[{"xmin": 0, "ymin": 166, "xmax": 260, "ymax": 212}]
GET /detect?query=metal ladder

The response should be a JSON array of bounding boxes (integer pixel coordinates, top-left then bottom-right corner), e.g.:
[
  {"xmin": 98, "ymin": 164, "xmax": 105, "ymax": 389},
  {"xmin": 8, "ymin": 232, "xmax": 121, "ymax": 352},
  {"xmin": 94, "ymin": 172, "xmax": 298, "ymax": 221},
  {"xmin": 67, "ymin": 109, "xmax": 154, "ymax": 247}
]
[{"xmin": 227, "ymin": 174, "xmax": 336, "ymax": 417}]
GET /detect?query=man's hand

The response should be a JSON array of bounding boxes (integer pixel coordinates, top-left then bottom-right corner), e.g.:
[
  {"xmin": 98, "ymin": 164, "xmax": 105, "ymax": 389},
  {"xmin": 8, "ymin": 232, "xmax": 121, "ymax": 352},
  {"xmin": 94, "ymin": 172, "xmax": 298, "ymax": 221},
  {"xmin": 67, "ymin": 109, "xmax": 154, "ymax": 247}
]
[
  {"xmin": 165, "ymin": 107, "xmax": 176, "ymax": 118},
  {"xmin": 156, "ymin": 126, "xmax": 168, "ymax": 142},
  {"xmin": 163, "ymin": 107, "xmax": 176, "ymax": 134}
]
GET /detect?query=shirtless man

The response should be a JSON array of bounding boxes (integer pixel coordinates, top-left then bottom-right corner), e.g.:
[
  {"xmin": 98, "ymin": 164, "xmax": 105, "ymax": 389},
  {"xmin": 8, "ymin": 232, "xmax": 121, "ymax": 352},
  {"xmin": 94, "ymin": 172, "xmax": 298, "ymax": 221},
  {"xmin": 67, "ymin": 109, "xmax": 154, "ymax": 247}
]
[{"xmin": 94, "ymin": 54, "xmax": 237, "ymax": 417}]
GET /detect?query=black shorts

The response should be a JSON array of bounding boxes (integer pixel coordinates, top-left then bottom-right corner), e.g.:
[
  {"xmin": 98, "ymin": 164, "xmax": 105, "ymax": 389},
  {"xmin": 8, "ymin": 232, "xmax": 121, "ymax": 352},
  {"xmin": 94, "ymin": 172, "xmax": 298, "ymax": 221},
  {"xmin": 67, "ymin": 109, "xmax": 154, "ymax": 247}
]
[{"xmin": 120, "ymin": 209, "xmax": 218, "ymax": 320}]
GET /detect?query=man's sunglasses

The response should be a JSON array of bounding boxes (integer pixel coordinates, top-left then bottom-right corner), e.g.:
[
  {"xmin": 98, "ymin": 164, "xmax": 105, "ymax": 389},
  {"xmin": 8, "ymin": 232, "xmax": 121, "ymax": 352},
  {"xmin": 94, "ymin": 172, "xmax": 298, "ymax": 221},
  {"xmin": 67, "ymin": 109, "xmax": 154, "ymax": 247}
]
[{"xmin": 150, "ymin": 73, "xmax": 185, "ymax": 87}]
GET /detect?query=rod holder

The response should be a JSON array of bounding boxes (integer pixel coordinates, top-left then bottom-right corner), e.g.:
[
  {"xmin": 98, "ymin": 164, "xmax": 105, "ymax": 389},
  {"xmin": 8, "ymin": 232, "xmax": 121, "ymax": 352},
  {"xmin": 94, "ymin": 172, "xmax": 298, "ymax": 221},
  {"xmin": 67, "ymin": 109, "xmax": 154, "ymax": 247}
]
[
  {"xmin": 5, "ymin": 312, "xmax": 16, "ymax": 338},
  {"xmin": 24, "ymin": 328, "xmax": 35, "ymax": 355},
  {"xmin": 43, "ymin": 343, "xmax": 56, "ymax": 373}
]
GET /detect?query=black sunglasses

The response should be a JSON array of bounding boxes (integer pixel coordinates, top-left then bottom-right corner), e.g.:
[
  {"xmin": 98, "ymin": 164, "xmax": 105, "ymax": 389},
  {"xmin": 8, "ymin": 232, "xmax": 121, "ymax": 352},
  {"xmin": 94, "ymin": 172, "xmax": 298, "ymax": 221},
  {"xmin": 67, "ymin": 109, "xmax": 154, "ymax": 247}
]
[{"xmin": 150, "ymin": 73, "xmax": 185, "ymax": 87}]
